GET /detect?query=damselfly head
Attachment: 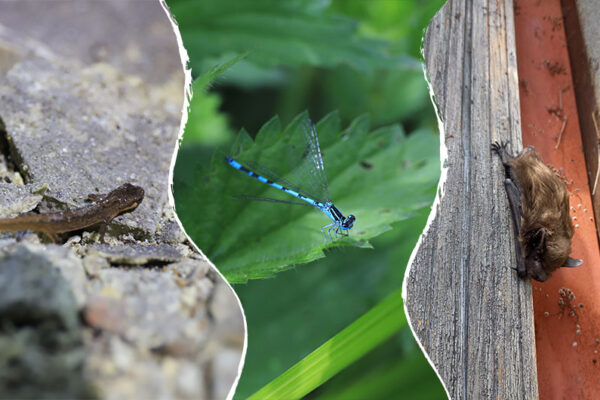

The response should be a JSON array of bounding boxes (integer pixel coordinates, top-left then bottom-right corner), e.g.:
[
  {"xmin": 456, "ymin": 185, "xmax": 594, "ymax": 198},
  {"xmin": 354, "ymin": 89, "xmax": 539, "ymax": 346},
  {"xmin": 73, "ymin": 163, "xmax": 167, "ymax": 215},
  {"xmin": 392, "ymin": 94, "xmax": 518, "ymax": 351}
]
[{"xmin": 342, "ymin": 215, "xmax": 355, "ymax": 230}]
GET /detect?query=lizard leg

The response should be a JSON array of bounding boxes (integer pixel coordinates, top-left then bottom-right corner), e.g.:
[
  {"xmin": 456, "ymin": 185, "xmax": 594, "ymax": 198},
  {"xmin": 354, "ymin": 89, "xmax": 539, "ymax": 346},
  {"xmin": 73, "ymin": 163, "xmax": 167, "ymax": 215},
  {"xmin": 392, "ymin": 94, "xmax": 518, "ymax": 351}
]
[
  {"xmin": 44, "ymin": 231, "xmax": 60, "ymax": 243},
  {"xmin": 98, "ymin": 220, "xmax": 109, "ymax": 243}
]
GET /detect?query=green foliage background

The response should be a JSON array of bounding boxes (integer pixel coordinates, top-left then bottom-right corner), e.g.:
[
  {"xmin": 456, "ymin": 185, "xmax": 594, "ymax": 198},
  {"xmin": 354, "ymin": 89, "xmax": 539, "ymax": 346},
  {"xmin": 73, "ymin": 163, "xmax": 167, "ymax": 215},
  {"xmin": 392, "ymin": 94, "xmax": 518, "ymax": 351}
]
[{"xmin": 169, "ymin": 0, "xmax": 446, "ymax": 398}]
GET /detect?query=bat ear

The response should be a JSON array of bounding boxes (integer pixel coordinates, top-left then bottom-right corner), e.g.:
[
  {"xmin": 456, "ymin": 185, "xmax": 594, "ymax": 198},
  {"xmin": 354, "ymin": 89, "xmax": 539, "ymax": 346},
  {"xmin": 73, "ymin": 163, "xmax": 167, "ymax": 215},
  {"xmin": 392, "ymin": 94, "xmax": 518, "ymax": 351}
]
[
  {"xmin": 563, "ymin": 257, "xmax": 583, "ymax": 268},
  {"xmin": 531, "ymin": 228, "xmax": 546, "ymax": 250}
]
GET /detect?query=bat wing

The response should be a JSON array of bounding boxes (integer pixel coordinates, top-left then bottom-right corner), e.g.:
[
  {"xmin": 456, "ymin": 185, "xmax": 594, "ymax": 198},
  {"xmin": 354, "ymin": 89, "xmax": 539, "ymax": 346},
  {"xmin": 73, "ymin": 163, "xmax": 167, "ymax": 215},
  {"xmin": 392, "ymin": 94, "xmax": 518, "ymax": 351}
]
[
  {"xmin": 492, "ymin": 142, "xmax": 526, "ymax": 278},
  {"xmin": 504, "ymin": 178, "xmax": 526, "ymax": 278}
]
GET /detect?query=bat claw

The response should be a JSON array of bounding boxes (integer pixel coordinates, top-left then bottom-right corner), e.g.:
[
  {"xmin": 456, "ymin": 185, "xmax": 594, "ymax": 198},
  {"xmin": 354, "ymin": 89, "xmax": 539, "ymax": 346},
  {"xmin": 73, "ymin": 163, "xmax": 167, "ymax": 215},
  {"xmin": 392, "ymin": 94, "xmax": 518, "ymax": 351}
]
[{"xmin": 491, "ymin": 141, "xmax": 509, "ymax": 154}]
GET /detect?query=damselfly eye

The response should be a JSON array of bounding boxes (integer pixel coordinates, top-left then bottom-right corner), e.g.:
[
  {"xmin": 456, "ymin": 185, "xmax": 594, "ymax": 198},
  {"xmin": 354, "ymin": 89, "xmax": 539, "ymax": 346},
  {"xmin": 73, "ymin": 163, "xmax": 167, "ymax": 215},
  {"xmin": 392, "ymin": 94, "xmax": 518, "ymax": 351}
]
[{"xmin": 343, "ymin": 215, "xmax": 356, "ymax": 229}]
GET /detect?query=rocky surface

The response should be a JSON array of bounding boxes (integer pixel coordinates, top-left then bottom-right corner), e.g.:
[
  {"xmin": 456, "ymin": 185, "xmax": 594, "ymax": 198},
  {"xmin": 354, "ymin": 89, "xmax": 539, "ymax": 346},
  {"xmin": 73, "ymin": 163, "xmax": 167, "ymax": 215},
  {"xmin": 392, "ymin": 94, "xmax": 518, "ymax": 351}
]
[
  {"xmin": 0, "ymin": 0, "xmax": 183, "ymax": 87},
  {"xmin": 0, "ymin": 56, "xmax": 178, "ymax": 234},
  {"xmin": 0, "ymin": 2, "xmax": 244, "ymax": 399},
  {"xmin": 0, "ymin": 244, "xmax": 94, "ymax": 399},
  {"xmin": 0, "ymin": 182, "xmax": 44, "ymax": 218}
]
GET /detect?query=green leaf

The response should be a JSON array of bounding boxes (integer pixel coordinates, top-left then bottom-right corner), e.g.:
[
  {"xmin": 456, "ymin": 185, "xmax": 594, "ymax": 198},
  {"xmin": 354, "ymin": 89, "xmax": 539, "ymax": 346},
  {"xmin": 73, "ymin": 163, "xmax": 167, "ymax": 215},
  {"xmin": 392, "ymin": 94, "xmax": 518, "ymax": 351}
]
[
  {"xmin": 248, "ymin": 289, "xmax": 407, "ymax": 400},
  {"xmin": 181, "ymin": 90, "xmax": 233, "ymax": 147},
  {"xmin": 194, "ymin": 51, "xmax": 251, "ymax": 91},
  {"xmin": 169, "ymin": 0, "xmax": 420, "ymax": 82},
  {"xmin": 175, "ymin": 111, "xmax": 439, "ymax": 283},
  {"xmin": 232, "ymin": 212, "xmax": 441, "ymax": 399},
  {"xmin": 330, "ymin": 0, "xmax": 446, "ymax": 58}
]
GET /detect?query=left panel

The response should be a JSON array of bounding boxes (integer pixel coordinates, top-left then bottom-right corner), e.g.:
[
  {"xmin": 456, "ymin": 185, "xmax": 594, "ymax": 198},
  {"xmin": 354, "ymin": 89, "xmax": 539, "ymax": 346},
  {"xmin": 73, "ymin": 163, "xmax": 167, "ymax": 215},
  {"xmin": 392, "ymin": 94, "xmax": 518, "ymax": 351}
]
[{"xmin": 0, "ymin": 1, "xmax": 244, "ymax": 398}]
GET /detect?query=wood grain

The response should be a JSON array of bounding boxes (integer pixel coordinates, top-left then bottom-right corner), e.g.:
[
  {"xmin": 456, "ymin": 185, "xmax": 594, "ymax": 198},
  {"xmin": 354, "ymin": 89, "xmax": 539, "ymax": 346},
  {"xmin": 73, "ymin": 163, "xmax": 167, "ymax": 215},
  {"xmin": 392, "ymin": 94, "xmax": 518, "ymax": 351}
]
[{"xmin": 403, "ymin": 0, "xmax": 539, "ymax": 398}]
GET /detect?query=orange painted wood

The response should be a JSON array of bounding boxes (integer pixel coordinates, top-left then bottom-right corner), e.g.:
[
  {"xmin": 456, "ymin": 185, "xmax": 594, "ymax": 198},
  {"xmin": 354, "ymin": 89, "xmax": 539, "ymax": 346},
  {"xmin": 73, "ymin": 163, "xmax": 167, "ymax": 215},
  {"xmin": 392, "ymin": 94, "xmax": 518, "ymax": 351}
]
[{"xmin": 514, "ymin": 1, "xmax": 600, "ymax": 398}]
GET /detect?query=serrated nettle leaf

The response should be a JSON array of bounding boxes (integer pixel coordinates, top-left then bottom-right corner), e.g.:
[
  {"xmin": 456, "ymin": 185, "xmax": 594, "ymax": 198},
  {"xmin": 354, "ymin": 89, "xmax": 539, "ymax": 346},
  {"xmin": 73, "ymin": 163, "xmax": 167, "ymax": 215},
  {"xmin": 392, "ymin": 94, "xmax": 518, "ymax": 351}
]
[
  {"xmin": 253, "ymin": 116, "xmax": 282, "ymax": 148},
  {"xmin": 314, "ymin": 112, "xmax": 342, "ymax": 146},
  {"xmin": 176, "ymin": 111, "xmax": 439, "ymax": 283}
]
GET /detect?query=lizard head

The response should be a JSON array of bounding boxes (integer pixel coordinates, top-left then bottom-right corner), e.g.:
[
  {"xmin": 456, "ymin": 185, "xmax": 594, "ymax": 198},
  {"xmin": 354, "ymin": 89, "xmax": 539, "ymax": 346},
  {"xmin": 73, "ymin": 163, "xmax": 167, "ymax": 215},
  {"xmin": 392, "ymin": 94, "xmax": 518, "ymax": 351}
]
[{"xmin": 106, "ymin": 183, "xmax": 145, "ymax": 214}]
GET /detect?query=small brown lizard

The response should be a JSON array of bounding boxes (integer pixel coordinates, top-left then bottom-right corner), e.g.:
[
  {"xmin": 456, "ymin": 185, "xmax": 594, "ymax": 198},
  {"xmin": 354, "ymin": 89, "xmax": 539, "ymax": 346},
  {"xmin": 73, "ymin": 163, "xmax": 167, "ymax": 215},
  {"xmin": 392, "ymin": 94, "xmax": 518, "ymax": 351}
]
[{"xmin": 0, "ymin": 183, "xmax": 144, "ymax": 243}]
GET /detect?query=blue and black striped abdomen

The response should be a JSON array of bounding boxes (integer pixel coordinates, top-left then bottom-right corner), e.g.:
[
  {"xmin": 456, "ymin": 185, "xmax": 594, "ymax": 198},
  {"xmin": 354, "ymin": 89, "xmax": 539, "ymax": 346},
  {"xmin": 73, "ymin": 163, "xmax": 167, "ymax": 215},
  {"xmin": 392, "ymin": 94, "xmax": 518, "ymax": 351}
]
[{"xmin": 226, "ymin": 157, "xmax": 318, "ymax": 207}]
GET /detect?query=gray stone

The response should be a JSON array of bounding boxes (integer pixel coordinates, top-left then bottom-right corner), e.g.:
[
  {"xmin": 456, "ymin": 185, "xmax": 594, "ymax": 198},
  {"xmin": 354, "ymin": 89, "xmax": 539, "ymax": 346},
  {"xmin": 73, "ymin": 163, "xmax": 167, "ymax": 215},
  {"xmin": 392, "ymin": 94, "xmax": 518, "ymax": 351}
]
[
  {"xmin": 210, "ymin": 279, "xmax": 246, "ymax": 348},
  {"xmin": 85, "ymin": 243, "xmax": 184, "ymax": 265},
  {"xmin": 167, "ymin": 258, "xmax": 211, "ymax": 283},
  {"xmin": 212, "ymin": 347, "xmax": 244, "ymax": 400},
  {"xmin": 82, "ymin": 253, "xmax": 110, "ymax": 278},
  {"xmin": 0, "ymin": 244, "xmax": 94, "ymax": 399},
  {"xmin": 0, "ymin": 0, "xmax": 183, "ymax": 87},
  {"xmin": 85, "ymin": 267, "xmax": 212, "ymax": 353},
  {"xmin": 0, "ymin": 182, "xmax": 44, "ymax": 218}
]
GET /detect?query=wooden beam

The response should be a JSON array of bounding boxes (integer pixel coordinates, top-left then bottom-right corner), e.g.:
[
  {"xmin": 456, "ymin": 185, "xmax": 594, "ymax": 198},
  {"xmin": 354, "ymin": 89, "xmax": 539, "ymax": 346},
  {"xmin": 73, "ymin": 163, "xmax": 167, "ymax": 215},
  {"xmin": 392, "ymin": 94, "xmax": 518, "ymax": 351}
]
[{"xmin": 403, "ymin": 0, "xmax": 539, "ymax": 398}]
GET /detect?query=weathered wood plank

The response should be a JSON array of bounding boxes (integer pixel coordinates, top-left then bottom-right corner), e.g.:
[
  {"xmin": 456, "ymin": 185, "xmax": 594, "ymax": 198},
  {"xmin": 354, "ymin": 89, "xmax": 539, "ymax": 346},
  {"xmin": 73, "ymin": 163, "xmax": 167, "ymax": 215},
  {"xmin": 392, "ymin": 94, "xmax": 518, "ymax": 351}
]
[{"xmin": 403, "ymin": 0, "xmax": 539, "ymax": 398}]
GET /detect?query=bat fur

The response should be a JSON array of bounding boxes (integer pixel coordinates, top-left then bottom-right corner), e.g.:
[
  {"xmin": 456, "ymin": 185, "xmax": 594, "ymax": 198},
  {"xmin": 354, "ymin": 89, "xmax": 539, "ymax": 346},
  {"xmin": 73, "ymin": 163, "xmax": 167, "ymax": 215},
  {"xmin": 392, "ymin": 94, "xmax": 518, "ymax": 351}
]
[{"xmin": 492, "ymin": 142, "xmax": 583, "ymax": 282}]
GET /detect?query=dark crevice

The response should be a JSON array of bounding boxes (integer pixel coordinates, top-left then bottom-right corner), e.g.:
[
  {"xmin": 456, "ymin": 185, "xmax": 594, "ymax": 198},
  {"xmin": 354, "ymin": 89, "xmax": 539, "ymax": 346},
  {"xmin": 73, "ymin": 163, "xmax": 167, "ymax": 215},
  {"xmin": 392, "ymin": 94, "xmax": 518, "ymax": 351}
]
[
  {"xmin": 0, "ymin": 116, "xmax": 28, "ymax": 181},
  {"xmin": 0, "ymin": 117, "xmax": 14, "ymax": 170},
  {"xmin": 459, "ymin": 0, "xmax": 474, "ymax": 398}
]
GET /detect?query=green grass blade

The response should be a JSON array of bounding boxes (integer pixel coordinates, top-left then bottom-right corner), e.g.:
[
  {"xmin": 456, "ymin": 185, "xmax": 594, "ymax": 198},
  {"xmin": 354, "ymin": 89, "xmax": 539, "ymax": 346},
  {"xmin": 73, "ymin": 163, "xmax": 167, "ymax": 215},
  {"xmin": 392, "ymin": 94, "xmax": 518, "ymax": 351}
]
[{"xmin": 248, "ymin": 289, "xmax": 406, "ymax": 400}]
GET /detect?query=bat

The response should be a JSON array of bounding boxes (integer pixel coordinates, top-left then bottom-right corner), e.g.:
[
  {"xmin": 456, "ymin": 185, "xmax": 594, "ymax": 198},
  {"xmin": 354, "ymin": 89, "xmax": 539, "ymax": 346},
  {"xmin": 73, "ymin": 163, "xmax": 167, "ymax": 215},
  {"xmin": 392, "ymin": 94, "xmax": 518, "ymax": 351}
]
[{"xmin": 491, "ymin": 141, "xmax": 583, "ymax": 282}]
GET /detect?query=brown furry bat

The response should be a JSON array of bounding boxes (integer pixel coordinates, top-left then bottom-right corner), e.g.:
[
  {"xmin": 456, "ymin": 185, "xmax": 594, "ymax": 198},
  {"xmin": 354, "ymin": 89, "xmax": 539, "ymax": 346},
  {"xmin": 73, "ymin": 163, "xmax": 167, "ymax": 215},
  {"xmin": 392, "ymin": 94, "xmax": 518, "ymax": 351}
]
[{"xmin": 492, "ymin": 142, "xmax": 582, "ymax": 282}]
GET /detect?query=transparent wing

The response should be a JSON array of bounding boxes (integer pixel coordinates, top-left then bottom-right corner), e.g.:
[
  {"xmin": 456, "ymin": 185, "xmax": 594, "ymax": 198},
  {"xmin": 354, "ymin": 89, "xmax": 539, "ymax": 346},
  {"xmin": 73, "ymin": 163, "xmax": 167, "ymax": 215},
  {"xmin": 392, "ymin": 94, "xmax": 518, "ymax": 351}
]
[
  {"xmin": 242, "ymin": 160, "xmax": 323, "ymax": 202},
  {"xmin": 228, "ymin": 114, "xmax": 331, "ymax": 204},
  {"xmin": 284, "ymin": 117, "xmax": 331, "ymax": 203}
]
